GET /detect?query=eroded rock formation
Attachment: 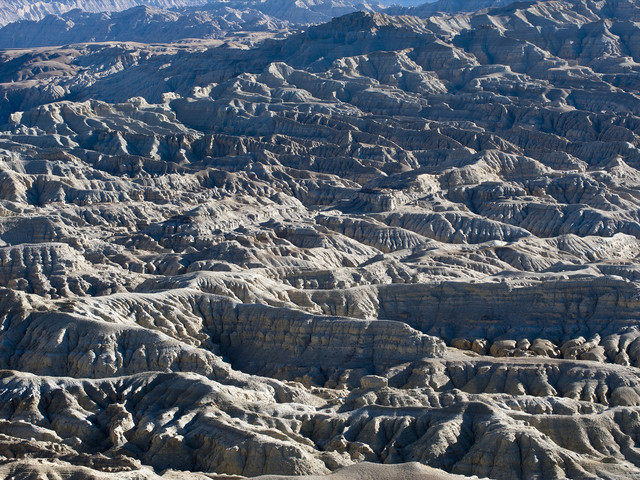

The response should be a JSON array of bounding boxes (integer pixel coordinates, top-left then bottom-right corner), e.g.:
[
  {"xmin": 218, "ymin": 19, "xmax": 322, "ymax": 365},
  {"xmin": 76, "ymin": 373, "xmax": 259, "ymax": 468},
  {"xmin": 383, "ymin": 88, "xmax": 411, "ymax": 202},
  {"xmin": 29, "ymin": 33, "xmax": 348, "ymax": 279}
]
[{"xmin": 2, "ymin": 0, "xmax": 640, "ymax": 479}]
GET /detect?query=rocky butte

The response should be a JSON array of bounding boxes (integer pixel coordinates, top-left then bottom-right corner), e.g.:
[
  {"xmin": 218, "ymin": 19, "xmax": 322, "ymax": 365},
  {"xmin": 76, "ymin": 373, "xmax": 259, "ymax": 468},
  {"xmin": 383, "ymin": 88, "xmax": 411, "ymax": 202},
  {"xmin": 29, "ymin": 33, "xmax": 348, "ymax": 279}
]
[{"xmin": 1, "ymin": 0, "xmax": 640, "ymax": 478}]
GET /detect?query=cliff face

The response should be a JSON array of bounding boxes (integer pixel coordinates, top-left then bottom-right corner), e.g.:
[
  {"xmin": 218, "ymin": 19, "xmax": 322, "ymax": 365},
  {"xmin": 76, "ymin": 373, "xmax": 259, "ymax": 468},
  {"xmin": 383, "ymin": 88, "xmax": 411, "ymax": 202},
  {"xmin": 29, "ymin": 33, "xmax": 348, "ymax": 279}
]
[{"xmin": 2, "ymin": 1, "xmax": 640, "ymax": 479}]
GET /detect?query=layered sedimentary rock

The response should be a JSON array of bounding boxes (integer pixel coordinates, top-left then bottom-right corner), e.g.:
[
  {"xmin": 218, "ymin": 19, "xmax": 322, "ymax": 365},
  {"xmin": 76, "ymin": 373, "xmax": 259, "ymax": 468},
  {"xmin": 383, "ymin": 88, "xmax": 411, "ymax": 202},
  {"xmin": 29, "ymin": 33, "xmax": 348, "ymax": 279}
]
[{"xmin": 2, "ymin": 0, "xmax": 640, "ymax": 479}]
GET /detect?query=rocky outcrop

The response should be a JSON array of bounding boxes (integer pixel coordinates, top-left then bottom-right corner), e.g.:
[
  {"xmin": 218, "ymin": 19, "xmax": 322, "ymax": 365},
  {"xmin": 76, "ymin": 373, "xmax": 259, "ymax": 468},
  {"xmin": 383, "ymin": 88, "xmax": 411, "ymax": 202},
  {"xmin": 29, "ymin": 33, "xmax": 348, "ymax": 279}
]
[{"xmin": 2, "ymin": 1, "xmax": 640, "ymax": 479}]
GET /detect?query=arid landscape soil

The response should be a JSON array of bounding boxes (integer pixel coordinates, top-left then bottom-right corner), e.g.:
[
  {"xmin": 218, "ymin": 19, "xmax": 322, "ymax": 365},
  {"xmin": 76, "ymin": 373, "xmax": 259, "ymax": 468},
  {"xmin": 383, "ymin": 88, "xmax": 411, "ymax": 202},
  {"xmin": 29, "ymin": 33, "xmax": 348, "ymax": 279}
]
[{"xmin": 2, "ymin": 0, "xmax": 640, "ymax": 479}]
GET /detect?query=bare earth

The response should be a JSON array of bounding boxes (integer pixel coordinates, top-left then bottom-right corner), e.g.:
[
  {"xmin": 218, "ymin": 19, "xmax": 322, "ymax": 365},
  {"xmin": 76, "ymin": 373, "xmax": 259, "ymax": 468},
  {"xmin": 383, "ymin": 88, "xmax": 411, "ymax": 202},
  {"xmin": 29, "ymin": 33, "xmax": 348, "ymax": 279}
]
[{"xmin": 2, "ymin": 1, "xmax": 640, "ymax": 479}]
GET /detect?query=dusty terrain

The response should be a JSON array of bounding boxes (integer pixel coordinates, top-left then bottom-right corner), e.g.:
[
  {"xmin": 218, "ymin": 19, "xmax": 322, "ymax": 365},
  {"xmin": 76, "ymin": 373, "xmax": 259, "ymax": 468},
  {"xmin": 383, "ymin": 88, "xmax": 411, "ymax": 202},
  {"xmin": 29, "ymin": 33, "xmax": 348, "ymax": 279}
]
[{"xmin": 2, "ymin": 0, "xmax": 640, "ymax": 479}]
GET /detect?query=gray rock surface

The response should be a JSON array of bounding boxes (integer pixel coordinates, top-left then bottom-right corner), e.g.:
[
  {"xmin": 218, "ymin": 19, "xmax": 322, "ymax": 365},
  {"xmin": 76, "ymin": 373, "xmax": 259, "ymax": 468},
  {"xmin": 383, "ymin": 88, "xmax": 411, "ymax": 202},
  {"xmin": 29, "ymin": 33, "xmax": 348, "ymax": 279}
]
[{"xmin": 2, "ymin": 1, "xmax": 640, "ymax": 479}]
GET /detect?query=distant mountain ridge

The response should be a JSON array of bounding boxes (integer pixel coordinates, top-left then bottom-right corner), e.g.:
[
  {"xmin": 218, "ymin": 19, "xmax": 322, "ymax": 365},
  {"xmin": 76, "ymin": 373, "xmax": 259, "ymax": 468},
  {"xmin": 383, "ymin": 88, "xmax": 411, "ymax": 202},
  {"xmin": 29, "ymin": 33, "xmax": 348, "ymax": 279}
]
[
  {"xmin": 0, "ymin": 0, "xmax": 394, "ymax": 48},
  {"xmin": 0, "ymin": 0, "xmax": 526, "ymax": 48},
  {"xmin": 0, "ymin": 0, "xmax": 210, "ymax": 26},
  {"xmin": 0, "ymin": 5, "xmax": 289, "ymax": 47},
  {"xmin": 0, "ymin": 0, "xmax": 425, "ymax": 27},
  {"xmin": 388, "ymin": 0, "xmax": 521, "ymax": 15}
]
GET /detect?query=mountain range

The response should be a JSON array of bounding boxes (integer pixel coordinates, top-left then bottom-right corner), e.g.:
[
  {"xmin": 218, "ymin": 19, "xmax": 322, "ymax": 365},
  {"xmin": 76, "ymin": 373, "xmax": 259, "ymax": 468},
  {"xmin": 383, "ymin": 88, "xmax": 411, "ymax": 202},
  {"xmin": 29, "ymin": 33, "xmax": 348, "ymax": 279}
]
[
  {"xmin": 0, "ymin": 0, "xmax": 209, "ymax": 25},
  {"xmin": 0, "ymin": 0, "xmax": 423, "ymax": 27},
  {"xmin": 0, "ymin": 0, "xmax": 528, "ymax": 48}
]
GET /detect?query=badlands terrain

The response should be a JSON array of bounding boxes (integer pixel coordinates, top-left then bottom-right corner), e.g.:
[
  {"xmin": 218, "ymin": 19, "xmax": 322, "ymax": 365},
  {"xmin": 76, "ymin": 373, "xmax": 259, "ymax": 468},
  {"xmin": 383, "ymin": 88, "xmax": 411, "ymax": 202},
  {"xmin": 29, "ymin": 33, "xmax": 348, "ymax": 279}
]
[
  {"xmin": 3, "ymin": 0, "xmax": 640, "ymax": 478},
  {"xmin": 0, "ymin": 0, "xmax": 398, "ymax": 29}
]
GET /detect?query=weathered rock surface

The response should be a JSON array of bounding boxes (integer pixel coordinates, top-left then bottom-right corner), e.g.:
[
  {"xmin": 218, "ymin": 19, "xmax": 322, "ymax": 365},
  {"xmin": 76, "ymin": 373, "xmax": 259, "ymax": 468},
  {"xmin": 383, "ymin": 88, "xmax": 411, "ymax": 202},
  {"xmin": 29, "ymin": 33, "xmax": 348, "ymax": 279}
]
[{"xmin": 2, "ymin": 1, "xmax": 640, "ymax": 479}]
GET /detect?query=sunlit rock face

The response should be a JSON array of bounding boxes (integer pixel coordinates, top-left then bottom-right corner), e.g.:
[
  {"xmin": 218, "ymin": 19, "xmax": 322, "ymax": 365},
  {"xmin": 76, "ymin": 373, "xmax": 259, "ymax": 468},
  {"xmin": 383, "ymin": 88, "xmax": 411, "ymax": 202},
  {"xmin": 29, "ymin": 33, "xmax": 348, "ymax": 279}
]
[{"xmin": 2, "ymin": 1, "xmax": 640, "ymax": 479}]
